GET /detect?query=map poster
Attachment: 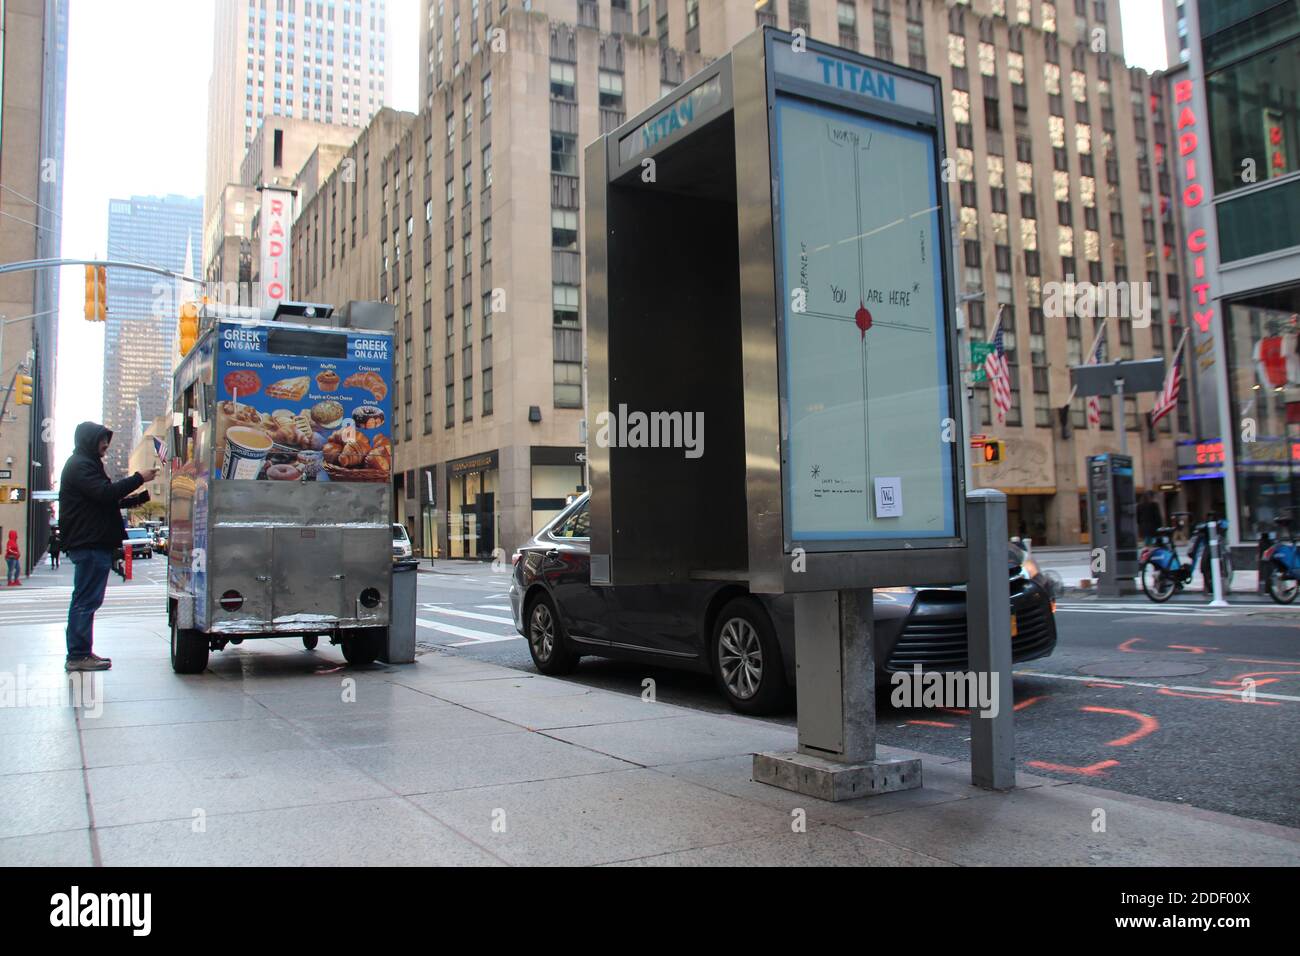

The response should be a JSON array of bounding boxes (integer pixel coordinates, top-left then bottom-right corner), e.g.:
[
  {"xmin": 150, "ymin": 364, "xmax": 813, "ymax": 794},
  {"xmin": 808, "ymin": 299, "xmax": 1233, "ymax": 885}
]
[{"xmin": 774, "ymin": 94, "xmax": 957, "ymax": 543}]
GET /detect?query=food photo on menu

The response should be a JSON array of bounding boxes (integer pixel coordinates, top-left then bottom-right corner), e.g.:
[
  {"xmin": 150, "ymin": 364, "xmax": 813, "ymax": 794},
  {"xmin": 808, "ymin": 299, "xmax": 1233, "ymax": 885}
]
[{"xmin": 212, "ymin": 335, "xmax": 393, "ymax": 484}]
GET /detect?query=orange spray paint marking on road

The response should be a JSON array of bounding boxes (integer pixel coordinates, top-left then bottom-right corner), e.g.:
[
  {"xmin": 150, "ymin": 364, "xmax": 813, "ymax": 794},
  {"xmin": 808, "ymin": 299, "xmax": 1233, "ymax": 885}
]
[
  {"xmin": 1118, "ymin": 638, "xmax": 1144, "ymax": 653},
  {"xmin": 1026, "ymin": 759, "xmax": 1120, "ymax": 777},
  {"xmin": 1168, "ymin": 644, "xmax": 1215, "ymax": 654},
  {"xmin": 1082, "ymin": 706, "xmax": 1160, "ymax": 747},
  {"xmin": 1014, "ymin": 695, "xmax": 1047, "ymax": 711},
  {"xmin": 937, "ymin": 707, "xmax": 970, "ymax": 716},
  {"xmin": 907, "ymin": 719, "xmax": 956, "ymax": 728},
  {"xmin": 1210, "ymin": 669, "xmax": 1300, "ymax": 689},
  {"xmin": 1086, "ymin": 682, "xmax": 1125, "ymax": 689},
  {"xmin": 1156, "ymin": 687, "xmax": 1279, "ymax": 706}
]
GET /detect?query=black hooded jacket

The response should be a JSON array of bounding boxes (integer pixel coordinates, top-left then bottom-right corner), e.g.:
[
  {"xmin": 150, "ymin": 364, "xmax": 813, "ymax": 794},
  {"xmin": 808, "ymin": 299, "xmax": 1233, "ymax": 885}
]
[{"xmin": 58, "ymin": 422, "xmax": 149, "ymax": 553}]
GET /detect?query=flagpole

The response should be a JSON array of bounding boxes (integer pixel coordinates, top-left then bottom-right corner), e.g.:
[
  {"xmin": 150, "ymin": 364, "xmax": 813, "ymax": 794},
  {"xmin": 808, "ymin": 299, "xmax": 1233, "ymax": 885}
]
[{"xmin": 1065, "ymin": 316, "xmax": 1109, "ymax": 406}]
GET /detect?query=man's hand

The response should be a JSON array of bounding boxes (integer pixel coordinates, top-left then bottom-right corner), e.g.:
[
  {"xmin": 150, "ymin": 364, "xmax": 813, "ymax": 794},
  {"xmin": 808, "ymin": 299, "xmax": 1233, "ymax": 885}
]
[{"xmin": 138, "ymin": 467, "xmax": 159, "ymax": 483}]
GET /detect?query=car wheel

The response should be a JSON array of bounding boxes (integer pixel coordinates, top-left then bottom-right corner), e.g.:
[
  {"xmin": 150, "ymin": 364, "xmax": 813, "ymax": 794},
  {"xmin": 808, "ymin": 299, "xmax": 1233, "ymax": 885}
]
[
  {"xmin": 711, "ymin": 598, "xmax": 789, "ymax": 715},
  {"xmin": 170, "ymin": 619, "xmax": 209, "ymax": 674},
  {"xmin": 526, "ymin": 592, "xmax": 578, "ymax": 675}
]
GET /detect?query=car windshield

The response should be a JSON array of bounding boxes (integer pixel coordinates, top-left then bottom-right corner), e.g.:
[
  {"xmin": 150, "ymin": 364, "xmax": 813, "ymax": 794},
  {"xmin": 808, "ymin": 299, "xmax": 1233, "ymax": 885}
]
[
  {"xmin": 392, "ymin": 524, "xmax": 409, "ymax": 541},
  {"xmin": 127, "ymin": 529, "xmax": 149, "ymax": 539}
]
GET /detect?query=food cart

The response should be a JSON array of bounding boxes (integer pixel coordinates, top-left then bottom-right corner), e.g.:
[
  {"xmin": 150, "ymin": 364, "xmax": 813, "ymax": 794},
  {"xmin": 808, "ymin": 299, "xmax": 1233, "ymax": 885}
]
[{"xmin": 166, "ymin": 301, "xmax": 396, "ymax": 673}]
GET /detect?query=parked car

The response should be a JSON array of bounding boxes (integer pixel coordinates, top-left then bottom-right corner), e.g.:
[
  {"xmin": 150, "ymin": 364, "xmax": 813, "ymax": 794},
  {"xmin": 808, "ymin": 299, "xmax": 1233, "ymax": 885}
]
[
  {"xmin": 123, "ymin": 527, "xmax": 153, "ymax": 560},
  {"xmin": 392, "ymin": 523, "xmax": 413, "ymax": 560},
  {"xmin": 510, "ymin": 493, "xmax": 1057, "ymax": 715}
]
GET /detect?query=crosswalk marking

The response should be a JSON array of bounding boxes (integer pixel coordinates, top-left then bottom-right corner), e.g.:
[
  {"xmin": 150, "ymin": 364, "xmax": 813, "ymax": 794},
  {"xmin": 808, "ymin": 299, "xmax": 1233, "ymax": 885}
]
[
  {"xmin": 416, "ymin": 618, "xmax": 520, "ymax": 646},
  {"xmin": 476, "ymin": 604, "xmax": 511, "ymax": 611},
  {"xmin": 421, "ymin": 605, "xmax": 514, "ymax": 626}
]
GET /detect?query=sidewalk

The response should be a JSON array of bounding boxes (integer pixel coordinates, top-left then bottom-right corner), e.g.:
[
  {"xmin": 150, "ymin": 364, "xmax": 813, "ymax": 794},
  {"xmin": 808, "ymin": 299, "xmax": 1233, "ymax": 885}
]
[
  {"xmin": 1, "ymin": 616, "xmax": 1296, "ymax": 866},
  {"xmin": 1030, "ymin": 546, "xmax": 1266, "ymax": 597}
]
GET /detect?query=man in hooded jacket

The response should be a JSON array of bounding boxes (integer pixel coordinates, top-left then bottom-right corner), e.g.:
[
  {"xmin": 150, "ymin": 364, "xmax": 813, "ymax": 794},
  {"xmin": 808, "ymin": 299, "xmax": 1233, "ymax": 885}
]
[{"xmin": 58, "ymin": 422, "xmax": 157, "ymax": 671}]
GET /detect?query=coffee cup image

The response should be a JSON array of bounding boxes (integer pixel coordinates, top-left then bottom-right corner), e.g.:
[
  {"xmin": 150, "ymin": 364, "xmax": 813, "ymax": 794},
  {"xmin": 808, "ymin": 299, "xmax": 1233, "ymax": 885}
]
[{"xmin": 223, "ymin": 426, "xmax": 273, "ymax": 479}]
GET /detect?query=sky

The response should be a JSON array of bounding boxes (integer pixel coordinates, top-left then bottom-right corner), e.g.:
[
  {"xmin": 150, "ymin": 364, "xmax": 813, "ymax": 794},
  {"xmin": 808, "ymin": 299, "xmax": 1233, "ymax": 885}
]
[{"xmin": 52, "ymin": 0, "xmax": 1161, "ymax": 470}]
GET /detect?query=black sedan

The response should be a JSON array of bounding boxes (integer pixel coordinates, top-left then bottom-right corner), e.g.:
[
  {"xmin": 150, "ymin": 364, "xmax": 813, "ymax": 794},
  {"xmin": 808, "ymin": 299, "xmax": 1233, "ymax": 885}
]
[{"xmin": 510, "ymin": 494, "xmax": 1057, "ymax": 715}]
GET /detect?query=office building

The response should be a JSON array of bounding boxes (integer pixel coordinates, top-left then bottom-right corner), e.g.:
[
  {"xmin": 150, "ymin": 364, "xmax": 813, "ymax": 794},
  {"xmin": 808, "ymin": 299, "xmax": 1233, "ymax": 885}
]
[
  {"xmin": 295, "ymin": 0, "xmax": 1187, "ymax": 553},
  {"xmin": 102, "ymin": 195, "xmax": 203, "ymax": 479},
  {"xmin": 0, "ymin": 0, "xmax": 68, "ymax": 569}
]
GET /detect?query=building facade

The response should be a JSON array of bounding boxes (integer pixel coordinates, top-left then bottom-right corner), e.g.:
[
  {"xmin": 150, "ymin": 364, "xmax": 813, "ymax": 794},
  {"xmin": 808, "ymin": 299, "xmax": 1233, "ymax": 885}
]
[
  {"xmin": 296, "ymin": 0, "xmax": 1189, "ymax": 556},
  {"xmin": 1162, "ymin": 0, "xmax": 1300, "ymax": 553},
  {"xmin": 205, "ymin": 0, "xmax": 395, "ymax": 266},
  {"xmin": 102, "ymin": 195, "xmax": 204, "ymax": 479},
  {"xmin": 0, "ymin": 0, "xmax": 68, "ymax": 571}
]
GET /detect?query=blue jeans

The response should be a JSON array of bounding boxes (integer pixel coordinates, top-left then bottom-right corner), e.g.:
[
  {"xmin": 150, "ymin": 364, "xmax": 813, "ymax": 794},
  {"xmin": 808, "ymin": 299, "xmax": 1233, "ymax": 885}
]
[
  {"xmin": 5, "ymin": 557, "xmax": 18, "ymax": 583},
  {"xmin": 66, "ymin": 548, "xmax": 112, "ymax": 659}
]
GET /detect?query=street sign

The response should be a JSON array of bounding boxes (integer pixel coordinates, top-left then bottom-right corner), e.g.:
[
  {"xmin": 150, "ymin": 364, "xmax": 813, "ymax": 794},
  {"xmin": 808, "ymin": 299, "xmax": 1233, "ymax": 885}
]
[
  {"xmin": 970, "ymin": 341, "xmax": 994, "ymax": 382},
  {"xmin": 1069, "ymin": 358, "xmax": 1166, "ymax": 397}
]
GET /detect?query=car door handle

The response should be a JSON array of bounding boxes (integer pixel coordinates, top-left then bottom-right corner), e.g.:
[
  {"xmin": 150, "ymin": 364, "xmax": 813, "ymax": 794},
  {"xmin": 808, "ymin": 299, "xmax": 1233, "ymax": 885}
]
[{"xmin": 545, "ymin": 549, "xmax": 561, "ymax": 561}]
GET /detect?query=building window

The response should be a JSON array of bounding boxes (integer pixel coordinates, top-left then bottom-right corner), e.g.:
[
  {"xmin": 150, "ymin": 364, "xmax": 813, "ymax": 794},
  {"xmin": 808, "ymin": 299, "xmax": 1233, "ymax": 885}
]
[
  {"xmin": 550, "ymin": 61, "xmax": 576, "ymax": 101},
  {"xmin": 551, "ymin": 133, "xmax": 578, "ymax": 175}
]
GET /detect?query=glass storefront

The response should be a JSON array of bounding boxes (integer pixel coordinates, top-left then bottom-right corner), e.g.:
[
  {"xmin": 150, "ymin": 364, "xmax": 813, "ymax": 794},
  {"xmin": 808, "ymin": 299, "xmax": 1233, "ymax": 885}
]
[
  {"xmin": 1223, "ymin": 288, "xmax": 1300, "ymax": 540},
  {"xmin": 446, "ymin": 452, "xmax": 500, "ymax": 559}
]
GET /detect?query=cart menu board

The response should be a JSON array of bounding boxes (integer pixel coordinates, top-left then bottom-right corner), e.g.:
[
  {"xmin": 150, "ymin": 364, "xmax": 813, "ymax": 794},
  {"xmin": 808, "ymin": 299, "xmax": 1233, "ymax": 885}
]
[
  {"xmin": 212, "ymin": 323, "xmax": 394, "ymax": 483},
  {"xmin": 774, "ymin": 93, "xmax": 956, "ymax": 543}
]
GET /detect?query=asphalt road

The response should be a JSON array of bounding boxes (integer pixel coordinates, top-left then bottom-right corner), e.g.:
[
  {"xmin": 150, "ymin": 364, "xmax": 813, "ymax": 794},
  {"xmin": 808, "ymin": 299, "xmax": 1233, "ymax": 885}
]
[{"xmin": 410, "ymin": 565, "xmax": 1300, "ymax": 829}]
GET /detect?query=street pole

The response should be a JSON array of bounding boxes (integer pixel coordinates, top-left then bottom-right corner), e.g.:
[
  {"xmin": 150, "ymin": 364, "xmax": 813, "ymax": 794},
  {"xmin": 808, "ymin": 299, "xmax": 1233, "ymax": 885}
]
[{"xmin": 1115, "ymin": 376, "xmax": 1127, "ymax": 457}]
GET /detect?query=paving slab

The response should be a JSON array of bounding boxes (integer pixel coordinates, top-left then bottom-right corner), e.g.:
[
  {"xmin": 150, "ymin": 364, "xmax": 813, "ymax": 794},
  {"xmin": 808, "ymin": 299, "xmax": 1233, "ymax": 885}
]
[
  {"xmin": 79, "ymin": 717, "xmax": 314, "ymax": 768},
  {"xmin": 0, "ymin": 729, "xmax": 84, "ymax": 775},
  {"xmin": 0, "ymin": 769, "xmax": 90, "ymax": 839},
  {"xmin": 543, "ymin": 712, "xmax": 797, "ymax": 766},
  {"xmin": 80, "ymin": 694, "xmax": 270, "ymax": 729},
  {"xmin": 416, "ymin": 673, "xmax": 601, "ymax": 706},
  {"xmin": 86, "ymin": 748, "xmax": 392, "ymax": 828},
  {"xmin": 613, "ymin": 822, "xmax": 955, "ymax": 866},
  {"xmin": 287, "ymin": 701, "xmax": 522, "ymax": 749},
  {"xmin": 339, "ymin": 727, "xmax": 633, "ymax": 795},
  {"xmin": 0, "ymin": 830, "xmax": 95, "ymax": 866},
  {"xmin": 95, "ymin": 797, "xmax": 504, "ymax": 866},
  {"xmin": 466, "ymin": 688, "xmax": 698, "ymax": 730},
  {"xmin": 411, "ymin": 767, "xmax": 793, "ymax": 866}
]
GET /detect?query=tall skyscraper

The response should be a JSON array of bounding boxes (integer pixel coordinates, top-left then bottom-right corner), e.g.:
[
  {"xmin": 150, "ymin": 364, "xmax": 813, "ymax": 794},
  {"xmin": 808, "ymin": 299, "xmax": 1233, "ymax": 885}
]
[
  {"xmin": 0, "ymin": 0, "xmax": 69, "ymax": 569},
  {"xmin": 205, "ymin": 0, "xmax": 395, "ymax": 263},
  {"xmin": 101, "ymin": 195, "xmax": 204, "ymax": 479}
]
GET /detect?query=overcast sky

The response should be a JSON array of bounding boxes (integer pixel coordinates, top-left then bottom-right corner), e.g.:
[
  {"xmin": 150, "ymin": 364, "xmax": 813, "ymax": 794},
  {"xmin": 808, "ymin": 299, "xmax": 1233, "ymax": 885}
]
[{"xmin": 51, "ymin": 0, "xmax": 1165, "ymax": 470}]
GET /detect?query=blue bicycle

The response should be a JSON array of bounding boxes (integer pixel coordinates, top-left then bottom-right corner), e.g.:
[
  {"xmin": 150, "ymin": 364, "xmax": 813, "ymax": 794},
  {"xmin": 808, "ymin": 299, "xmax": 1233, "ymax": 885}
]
[
  {"xmin": 1139, "ymin": 517, "xmax": 1232, "ymax": 603},
  {"xmin": 1260, "ymin": 515, "xmax": 1300, "ymax": 605}
]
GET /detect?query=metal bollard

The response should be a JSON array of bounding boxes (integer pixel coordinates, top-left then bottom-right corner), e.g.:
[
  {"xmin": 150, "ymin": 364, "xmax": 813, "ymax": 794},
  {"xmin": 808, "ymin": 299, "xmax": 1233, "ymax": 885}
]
[{"xmin": 966, "ymin": 490, "xmax": 1016, "ymax": 790}]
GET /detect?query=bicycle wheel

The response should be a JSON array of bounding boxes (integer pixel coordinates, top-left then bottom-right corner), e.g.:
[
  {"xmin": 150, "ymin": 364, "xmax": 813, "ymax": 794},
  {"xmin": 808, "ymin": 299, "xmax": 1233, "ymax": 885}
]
[
  {"xmin": 1140, "ymin": 561, "xmax": 1176, "ymax": 602},
  {"xmin": 1266, "ymin": 566, "xmax": 1299, "ymax": 604}
]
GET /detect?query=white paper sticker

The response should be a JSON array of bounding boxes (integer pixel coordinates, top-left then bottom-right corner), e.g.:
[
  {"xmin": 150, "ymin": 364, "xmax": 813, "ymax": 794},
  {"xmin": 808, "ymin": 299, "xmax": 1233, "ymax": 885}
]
[{"xmin": 874, "ymin": 477, "xmax": 903, "ymax": 518}]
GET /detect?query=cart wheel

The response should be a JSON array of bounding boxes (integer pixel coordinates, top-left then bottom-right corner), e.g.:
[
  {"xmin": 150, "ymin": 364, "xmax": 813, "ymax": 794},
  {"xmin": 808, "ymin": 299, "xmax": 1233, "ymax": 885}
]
[
  {"xmin": 302, "ymin": 635, "xmax": 319, "ymax": 651},
  {"xmin": 341, "ymin": 628, "xmax": 382, "ymax": 666},
  {"xmin": 170, "ymin": 619, "xmax": 209, "ymax": 674}
]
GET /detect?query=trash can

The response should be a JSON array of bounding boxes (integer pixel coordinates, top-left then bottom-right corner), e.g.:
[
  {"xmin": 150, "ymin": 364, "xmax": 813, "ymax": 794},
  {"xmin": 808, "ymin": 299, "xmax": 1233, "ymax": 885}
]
[{"xmin": 382, "ymin": 558, "xmax": 419, "ymax": 664}]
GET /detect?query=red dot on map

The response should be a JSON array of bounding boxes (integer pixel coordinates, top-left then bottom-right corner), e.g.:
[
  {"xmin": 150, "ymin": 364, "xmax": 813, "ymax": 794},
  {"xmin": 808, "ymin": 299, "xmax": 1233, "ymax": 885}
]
[{"xmin": 855, "ymin": 304, "xmax": 872, "ymax": 338}]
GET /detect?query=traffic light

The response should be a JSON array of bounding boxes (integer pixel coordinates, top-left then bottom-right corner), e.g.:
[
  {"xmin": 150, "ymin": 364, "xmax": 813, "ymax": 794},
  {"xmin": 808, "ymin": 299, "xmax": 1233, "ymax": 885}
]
[
  {"xmin": 178, "ymin": 301, "xmax": 199, "ymax": 356},
  {"xmin": 14, "ymin": 374, "xmax": 33, "ymax": 406},
  {"xmin": 982, "ymin": 439, "xmax": 1006, "ymax": 465},
  {"xmin": 83, "ymin": 265, "xmax": 107, "ymax": 321}
]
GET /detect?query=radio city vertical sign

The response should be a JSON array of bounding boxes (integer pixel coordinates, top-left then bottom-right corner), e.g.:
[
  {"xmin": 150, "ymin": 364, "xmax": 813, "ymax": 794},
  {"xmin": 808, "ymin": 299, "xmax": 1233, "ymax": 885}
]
[
  {"xmin": 1169, "ymin": 67, "xmax": 1221, "ymax": 437},
  {"xmin": 258, "ymin": 185, "xmax": 294, "ymax": 310}
]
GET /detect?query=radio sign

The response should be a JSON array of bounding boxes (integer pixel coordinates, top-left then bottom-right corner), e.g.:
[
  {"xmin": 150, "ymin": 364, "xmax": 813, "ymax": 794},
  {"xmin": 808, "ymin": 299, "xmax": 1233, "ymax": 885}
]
[{"xmin": 259, "ymin": 186, "xmax": 294, "ymax": 309}]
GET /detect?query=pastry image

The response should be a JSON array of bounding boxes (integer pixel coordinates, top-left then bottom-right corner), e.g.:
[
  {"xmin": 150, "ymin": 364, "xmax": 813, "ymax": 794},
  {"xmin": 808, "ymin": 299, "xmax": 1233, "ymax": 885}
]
[
  {"xmin": 265, "ymin": 376, "xmax": 310, "ymax": 401},
  {"xmin": 351, "ymin": 405, "xmax": 385, "ymax": 429},
  {"xmin": 310, "ymin": 400, "xmax": 345, "ymax": 429},
  {"xmin": 316, "ymin": 370, "xmax": 340, "ymax": 392},
  {"xmin": 323, "ymin": 428, "xmax": 390, "ymax": 482},
  {"xmin": 223, "ymin": 370, "xmax": 261, "ymax": 397},
  {"xmin": 343, "ymin": 370, "xmax": 388, "ymax": 402},
  {"xmin": 265, "ymin": 463, "xmax": 302, "ymax": 481}
]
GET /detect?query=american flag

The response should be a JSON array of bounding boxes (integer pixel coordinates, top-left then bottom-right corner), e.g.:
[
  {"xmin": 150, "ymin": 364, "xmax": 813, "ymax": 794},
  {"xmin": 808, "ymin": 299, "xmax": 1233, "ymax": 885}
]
[
  {"xmin": 1150, "ymin": 331, "xmax": 1186, "ymax": 426},
  {"xmin": 984, "ymin": 325, "xmax": 1012, "ymax": 425},
  {"xmin": 1086, "ymin": 334, "xmax": 1105, "ymax": 427},
  {"xmin": 151, "ymin": 435, "xmax": 169, "ymax": 465}
]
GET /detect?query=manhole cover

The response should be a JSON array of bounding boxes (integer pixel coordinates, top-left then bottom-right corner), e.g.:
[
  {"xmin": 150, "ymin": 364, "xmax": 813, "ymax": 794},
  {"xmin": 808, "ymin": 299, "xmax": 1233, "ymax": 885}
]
[{"xmin": 1078, "ymin": 660, "xmax": 1209, "ymax": 678}]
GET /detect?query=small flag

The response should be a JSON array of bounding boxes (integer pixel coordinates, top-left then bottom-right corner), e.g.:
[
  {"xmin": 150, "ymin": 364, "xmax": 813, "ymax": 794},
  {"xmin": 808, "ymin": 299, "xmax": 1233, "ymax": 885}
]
[
  {"xmin": 1086, "ymin": 334, "xmax": 1105, "ymax": 427},
  {"xmin": 984, "ymin": 325, "xmax": 1012, "ymax": 425},
  {"xmin": 1149, "ymin": 353, "xmax": 1181, "ymax": 426},
  {"xmin": 152, "ymin": 435, "xmax": 169, "ymax": 465}
]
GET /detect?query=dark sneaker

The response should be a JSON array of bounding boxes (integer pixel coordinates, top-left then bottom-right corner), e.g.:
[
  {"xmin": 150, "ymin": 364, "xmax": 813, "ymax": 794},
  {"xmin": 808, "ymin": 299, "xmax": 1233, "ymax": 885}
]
[
  {"xmin": 65, "ymin": 656, "xmax": 111, "ymax": 672},
  {"xmin": 87, "ymin": 652, "xmax": 112, "ymax": 665}
]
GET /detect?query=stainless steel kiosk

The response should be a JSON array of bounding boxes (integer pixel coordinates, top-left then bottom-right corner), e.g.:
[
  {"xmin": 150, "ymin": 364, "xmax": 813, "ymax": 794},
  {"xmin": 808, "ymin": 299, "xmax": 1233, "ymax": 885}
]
[
  {"xmin": 1086, "ymin": 453, "xmax": 1139, "ymax": 597},
  {"xmin": 585, "ymin": 28, "xmax": 1016, "ymax": 799}
]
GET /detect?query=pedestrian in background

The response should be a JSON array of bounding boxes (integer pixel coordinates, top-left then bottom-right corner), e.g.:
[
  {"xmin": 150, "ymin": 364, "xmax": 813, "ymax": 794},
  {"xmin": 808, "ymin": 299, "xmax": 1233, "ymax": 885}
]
[
  {"xmin": 48, "ymin": 527, "xmax": 61, "ymax": 569},
  {"xmin": 5, "ymin": 531, "xmax": 21, "ymax": 586},
  {"xmin": 1137, "ymin": 492, "xmax": 1163, "ymax": 545},
  {"xmin": 58, "ymin": 422, "xmax": 156, "ymax": 672}
]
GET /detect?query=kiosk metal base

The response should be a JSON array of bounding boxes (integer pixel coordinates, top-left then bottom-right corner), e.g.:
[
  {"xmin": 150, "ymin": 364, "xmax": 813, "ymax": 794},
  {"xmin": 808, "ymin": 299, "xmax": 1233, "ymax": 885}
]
[{"xmin": 753, "ymin": 751, "xmax": 922, "ymax": 802}]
